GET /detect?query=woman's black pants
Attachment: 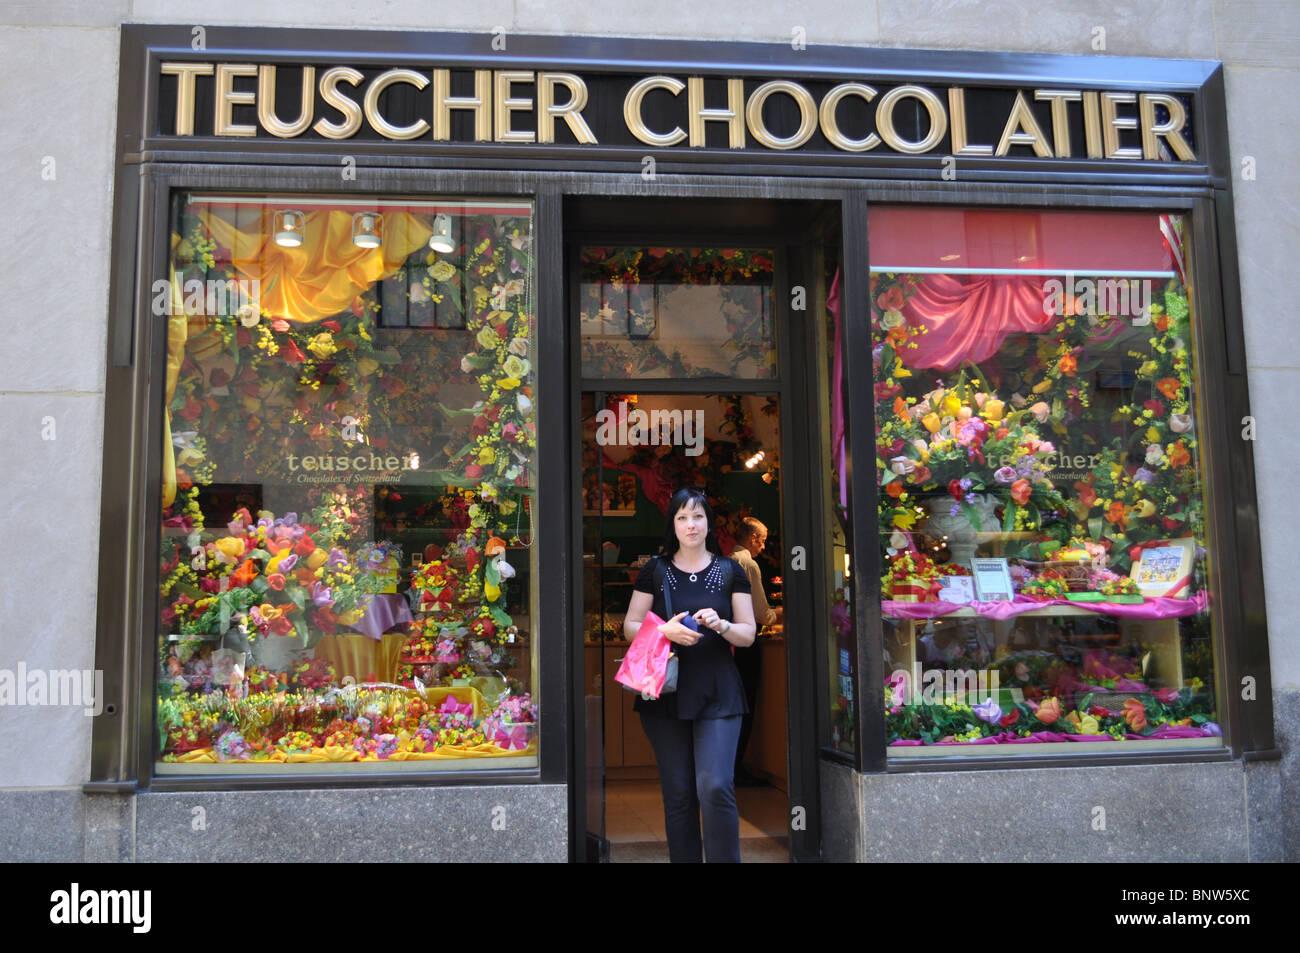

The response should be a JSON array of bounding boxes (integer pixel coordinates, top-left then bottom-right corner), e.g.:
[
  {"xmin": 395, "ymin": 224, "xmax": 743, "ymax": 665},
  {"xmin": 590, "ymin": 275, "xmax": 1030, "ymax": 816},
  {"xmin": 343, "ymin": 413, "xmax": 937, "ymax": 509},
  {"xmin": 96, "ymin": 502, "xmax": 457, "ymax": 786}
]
[{"xmin": 639, "ymin": 712, "xmax": 743, "ymax": 862}]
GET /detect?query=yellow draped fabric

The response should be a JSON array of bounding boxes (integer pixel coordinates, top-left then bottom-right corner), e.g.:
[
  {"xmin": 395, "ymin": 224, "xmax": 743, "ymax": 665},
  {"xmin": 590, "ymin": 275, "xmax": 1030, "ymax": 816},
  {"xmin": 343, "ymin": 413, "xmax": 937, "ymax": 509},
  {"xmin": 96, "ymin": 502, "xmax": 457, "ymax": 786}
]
[
  {"xmin": 195, "ymin": 208, "xmax": 434, "ymax": 323},
  {"xmin": 162, "ymin": 207, "xmax": 432, "ymax": 507},
  {"xmin": 314, "ymin": 632, "xmax": 408, "ymax": 685},
  {"xmin": 171, "ymin": 741, "xmax": 537, "ymax": 764}
]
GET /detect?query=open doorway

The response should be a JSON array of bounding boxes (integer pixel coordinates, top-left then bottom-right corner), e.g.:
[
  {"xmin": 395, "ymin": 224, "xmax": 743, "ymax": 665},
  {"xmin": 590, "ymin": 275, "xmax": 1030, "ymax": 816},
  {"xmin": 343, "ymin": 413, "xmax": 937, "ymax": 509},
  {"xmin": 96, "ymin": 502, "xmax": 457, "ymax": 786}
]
[{"xmin": 581, "ymin": 391, "xmax": 789, "ymax": 863}]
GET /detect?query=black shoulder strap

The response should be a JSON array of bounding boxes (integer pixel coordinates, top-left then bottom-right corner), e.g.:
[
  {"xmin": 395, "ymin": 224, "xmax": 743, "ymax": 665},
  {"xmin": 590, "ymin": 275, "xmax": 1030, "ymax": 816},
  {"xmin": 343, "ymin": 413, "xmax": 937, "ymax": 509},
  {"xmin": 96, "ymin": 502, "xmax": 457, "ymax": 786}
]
[{"xmin": 654, "ymin": 556, "xmax": 672, "ymax": 616}]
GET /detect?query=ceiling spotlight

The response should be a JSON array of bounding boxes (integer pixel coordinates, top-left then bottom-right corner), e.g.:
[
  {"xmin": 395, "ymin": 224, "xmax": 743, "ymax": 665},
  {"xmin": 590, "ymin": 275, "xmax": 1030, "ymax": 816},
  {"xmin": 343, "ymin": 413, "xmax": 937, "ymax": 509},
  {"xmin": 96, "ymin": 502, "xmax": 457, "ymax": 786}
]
[
  {"xmin": 352, "ymin": 212, "xmax": 383, "ymax": 249},
  {"xmin": 274, "ymin": 210, "xmax": 305, "ymax": 247},
  {"xmin": 429, "ymin": 213, "xmax": 455, "ymax": 254}
]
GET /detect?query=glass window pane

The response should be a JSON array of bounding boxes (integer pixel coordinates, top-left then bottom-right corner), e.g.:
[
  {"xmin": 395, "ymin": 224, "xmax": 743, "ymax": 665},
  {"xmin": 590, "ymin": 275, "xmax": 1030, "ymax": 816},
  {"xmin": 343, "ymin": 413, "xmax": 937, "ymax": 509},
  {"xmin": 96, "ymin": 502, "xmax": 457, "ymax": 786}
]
[
  {"xmin": 579, "ymin": 247, "xmax": 776, "ymax": 379},
  {"xmin": 156, "ymin": 195, "xmax": 538, "ymax": 772},
  {"xmin": 871, "ymin": 207, "xmax": 1221, "ymax": 757}
]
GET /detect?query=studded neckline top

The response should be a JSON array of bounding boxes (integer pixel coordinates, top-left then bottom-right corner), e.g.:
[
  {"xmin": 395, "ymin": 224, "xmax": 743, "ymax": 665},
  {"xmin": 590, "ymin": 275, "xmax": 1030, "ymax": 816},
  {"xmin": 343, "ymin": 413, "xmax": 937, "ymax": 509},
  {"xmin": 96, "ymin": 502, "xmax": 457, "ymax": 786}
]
[{"xmin": 631, "ymin": 554, "xmax": 751, "ymax": 720}]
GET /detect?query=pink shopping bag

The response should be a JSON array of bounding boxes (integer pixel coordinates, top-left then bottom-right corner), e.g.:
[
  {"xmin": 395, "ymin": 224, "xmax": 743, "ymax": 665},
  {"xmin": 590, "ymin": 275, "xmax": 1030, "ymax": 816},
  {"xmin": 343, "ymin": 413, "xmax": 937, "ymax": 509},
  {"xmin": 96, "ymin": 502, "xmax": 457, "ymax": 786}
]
[{"xmin": 614, "ymin": 611, "xmax": 676, "ymax": 699}]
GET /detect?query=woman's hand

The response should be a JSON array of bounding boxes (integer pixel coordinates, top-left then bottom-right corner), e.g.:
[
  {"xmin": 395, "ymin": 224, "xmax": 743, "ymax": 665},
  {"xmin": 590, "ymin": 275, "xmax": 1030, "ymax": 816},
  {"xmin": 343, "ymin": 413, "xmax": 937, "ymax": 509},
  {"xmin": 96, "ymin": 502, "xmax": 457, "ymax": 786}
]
[
  {"xmin": 658, "ymin": 612, "xmax": 701, "ymax": 646},
  {"xmin": 693, "ymin": 607, "xmax": 728, "ymax": 634}
]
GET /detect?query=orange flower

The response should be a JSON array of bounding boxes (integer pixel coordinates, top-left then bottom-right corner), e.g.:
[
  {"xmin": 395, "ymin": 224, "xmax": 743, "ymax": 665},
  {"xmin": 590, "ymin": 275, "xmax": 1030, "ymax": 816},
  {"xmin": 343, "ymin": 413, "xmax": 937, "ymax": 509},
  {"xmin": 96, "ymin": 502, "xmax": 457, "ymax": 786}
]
[
  {"xmin": 1123, "ymin": 698, "xmax": 1147, "ymax": 731},
  {"xmin": 230, "ymin": 559, "xmax": 258, "ymax": 589},
  {"xmin": 1167, "ymin": 441, "xmax": 1191, "ymax": 468},
  {"xmin": 1156, "ymin": 377, "xmax": 1182, "ymax": 400},
  {"xmin": 1010, "ymin": 479, "xmax": 1031, "ymax": 505},
  {"xmin": 885, "ymin": 325, "xmax": 908, "ymax": 347},
  {"xmin": 885, "ymin": 481, "xmax": 905, "ymax": 498},
  {"xmin": 1035, "ymin": 697, "xmax": 1061, "ymax": 725},
  {"xmin": 1153, "ymin": 312, "xmax": 1170, "ymax": 332},
  {"xmin": 893, "ymin": 396, "xmax": 908, "ymax": 421},
  {"xmin": 1074, "ymin": 479, "xmax": 1097, "ymax": 509},
  {"xmin": 1104, "ymin": 500, "xmax": 1129, "ymax": 531},
  {"xmin": 876, "ymin": 285, "xmax": 905, "ymax": 312},
  {"xmin": 1058, "ymin": 353, "xmax": 1078, "ymax": 376}
]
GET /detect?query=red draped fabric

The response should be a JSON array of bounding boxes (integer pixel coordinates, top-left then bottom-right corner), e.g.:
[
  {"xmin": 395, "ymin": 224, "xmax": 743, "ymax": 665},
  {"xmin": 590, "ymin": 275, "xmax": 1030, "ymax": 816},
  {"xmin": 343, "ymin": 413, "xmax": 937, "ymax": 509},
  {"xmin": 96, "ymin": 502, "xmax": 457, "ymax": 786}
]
[{"xmin": 899, "ymin": 274, "xmax": 1056, "ymax": 371}]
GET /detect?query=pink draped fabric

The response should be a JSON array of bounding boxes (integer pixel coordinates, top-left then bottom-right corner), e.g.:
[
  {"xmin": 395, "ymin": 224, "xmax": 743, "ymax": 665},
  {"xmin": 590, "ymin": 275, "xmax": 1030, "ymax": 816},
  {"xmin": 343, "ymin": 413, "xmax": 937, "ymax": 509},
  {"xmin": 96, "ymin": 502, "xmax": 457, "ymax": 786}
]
[
  {"xmin": 898, "ymin": 274, "xmax": 1056, "ymax": 371},
  {"xmin": 882, "ymin": 590, "xmax": 1208, "ymax": 621}
]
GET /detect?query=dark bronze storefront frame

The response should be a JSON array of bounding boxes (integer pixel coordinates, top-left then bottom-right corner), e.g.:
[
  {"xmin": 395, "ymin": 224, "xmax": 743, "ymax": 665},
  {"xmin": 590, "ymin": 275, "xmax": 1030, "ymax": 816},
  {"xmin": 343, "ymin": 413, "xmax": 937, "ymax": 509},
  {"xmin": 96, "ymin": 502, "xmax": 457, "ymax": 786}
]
[{"xmin": 90, "ymin": 26, "xmax": 1277, "ymax": 859}]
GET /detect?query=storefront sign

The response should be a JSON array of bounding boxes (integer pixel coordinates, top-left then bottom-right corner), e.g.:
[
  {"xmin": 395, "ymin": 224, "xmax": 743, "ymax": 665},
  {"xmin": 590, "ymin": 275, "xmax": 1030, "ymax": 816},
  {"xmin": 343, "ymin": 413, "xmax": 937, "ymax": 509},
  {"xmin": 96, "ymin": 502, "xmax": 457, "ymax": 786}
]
[{"xmin": 158, "ymin": 62, "xmax": 1196, "ymax": 161}]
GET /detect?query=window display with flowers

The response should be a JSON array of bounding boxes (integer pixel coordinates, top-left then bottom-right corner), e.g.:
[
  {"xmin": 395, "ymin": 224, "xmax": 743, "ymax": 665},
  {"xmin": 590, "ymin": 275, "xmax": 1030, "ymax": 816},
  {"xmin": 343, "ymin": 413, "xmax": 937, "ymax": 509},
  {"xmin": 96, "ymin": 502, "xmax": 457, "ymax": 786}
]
[
  {"xmin": 869, "ymin": 207, "xmax": 1220, "ymax": 756},
  {"xmin": 155, "ymin": 195, "xmax": 539, "ymax": 772}
]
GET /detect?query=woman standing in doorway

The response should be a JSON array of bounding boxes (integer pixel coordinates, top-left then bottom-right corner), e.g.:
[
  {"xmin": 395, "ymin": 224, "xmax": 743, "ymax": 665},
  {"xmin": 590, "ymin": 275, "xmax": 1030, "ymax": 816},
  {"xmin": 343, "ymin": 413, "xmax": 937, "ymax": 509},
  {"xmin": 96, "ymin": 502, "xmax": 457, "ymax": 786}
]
[{"xmin": 624, "ymin": 487, "xmax": 757, "ymax": 863}]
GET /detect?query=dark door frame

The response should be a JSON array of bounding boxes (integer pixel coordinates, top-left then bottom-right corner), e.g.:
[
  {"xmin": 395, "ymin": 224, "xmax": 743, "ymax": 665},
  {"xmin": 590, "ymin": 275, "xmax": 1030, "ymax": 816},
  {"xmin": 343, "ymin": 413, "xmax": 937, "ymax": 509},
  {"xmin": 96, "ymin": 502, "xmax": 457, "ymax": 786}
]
[{"xmin": 564, "ymin": 194, "xmax": 844, "ymax": 862}]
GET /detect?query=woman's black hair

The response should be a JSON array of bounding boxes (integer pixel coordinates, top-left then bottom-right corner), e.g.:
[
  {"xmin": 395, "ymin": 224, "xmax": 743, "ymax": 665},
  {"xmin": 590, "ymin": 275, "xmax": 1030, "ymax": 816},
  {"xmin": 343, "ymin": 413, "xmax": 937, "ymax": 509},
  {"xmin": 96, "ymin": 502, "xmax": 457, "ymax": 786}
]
[{"xmin": 661, "ymin": 487, "xmax": 721, "ymax": 556}]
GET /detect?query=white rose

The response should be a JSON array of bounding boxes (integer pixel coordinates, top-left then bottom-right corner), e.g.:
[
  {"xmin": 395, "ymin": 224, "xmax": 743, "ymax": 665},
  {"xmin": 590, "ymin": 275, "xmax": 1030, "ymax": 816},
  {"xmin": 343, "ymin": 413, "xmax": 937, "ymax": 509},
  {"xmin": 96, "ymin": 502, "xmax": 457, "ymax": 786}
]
[
  {"xmin": 880, "ymin": 310, "xmax": 905, "ymax": 329},
  {"xmin": 1145, "ymin": 444, "xmax": 1165, "ymax": 465}
]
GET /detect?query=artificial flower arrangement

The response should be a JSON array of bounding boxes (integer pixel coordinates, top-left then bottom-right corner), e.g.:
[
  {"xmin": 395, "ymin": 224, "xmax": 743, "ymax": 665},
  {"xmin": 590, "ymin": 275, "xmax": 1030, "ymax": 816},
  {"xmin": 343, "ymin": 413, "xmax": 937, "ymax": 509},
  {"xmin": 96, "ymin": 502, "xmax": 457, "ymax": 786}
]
[
  {"xmin": 1021, "ymin": 570, "xmax": 1070, "ymax": 601},
  {"xmin": 882, "ymin": 551, "xmax": 942, "ymax": 602},
  {"xmin": 878, "ymin": 368, "xmax": 1068, "ymax": 540},
  {"xmin": 354, "ymin": 540, "xmax": 403, "ymax": 593},
  {"xmin": 885, "ymin": 682, "xmax": 1218, "ymax": 746},
  {"xmin": 480, "ymin": 691, "xmax": 538, "ymax": 751},
  {"xmin": 409, "ymin": 558, "xmax": 461, "ymax": 617},
  {"xmin": 159, "ymin": 678, "xmax": 536, "ymax": 762}
]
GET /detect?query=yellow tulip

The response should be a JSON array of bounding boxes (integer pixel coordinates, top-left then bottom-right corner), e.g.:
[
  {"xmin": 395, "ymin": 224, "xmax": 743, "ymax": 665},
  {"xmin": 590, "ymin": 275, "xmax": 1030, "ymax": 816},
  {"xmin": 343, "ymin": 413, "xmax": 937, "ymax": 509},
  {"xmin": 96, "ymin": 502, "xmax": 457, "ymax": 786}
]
[
  {"xmin": 982, "ymin": 399, "xmax": 1005, "ymax": 421},
  {"xmin": 1146, "ymin": 426, "xmax": 1161, "ymax": 443},
  {"xmin": 1032, "ymin": 380, "xmax": 1052, "ymax": 394},
  {"xmin": 1132, "ymin": 499, "xmax": 1156, "ymax": 518},
  {"xmin": 214, "ymin": 537, "xmax": 246, "ymax": 561},
  {"xmin": 485, "ymin": 581, "xmax": 501, "ymax": 601},
  {"xmin": 922, "ymin": 413, "xmax": 941, "ymax": 433},
  {"xmin": 942, "ymin": 394, "xmax": 962, "ymax": 417},
  {"xmin": 306, "ymin": 549, "xmax": 328, "ymax": 570},
  {"xmin": 1078, "ymin": 713, "xmax": 1101, "ymax": 735}
]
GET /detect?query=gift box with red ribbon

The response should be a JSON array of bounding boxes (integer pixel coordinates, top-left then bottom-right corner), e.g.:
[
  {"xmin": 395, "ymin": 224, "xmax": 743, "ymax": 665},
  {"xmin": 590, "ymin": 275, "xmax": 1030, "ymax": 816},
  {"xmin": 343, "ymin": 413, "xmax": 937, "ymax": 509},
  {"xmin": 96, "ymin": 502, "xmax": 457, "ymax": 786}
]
[{"xmin": 891, "ymin": 577, "xmax": 938, "ymax": 603}]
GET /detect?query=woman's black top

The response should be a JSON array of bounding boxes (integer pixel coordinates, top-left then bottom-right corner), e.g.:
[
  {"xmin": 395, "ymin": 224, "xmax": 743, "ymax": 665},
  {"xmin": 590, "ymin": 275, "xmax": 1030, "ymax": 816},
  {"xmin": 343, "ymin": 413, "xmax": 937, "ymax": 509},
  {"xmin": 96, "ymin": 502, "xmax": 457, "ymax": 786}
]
[{"xmin": 631, "ymin": 554, "xmax": 750, "ymax": 720}]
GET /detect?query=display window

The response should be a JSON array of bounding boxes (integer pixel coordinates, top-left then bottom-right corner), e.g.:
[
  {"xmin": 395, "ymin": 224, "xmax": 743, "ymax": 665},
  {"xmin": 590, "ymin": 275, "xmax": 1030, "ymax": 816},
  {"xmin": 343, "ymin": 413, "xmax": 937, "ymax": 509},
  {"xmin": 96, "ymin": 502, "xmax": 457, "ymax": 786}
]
[
  {"xmin": 870, "ymin": 207, "xmax": 1221, "ymax": 756},
  {"xmin": 154, "ymin": 194, "xmax": 538, "ymax": 772},
  {"xmin": 579, "ymin": 246, "xmax": 776, "ymax": 379}
]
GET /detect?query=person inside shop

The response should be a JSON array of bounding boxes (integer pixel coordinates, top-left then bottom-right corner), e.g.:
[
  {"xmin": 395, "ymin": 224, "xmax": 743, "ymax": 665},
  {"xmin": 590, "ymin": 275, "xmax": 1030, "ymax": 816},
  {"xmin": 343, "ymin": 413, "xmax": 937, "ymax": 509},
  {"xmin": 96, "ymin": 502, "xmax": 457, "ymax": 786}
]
[
  {"xmin": 624, "ymin": 487, "xmax": 758, "ymax": 863},
  {"xmin": 729, "ymin": 517, "xmax": 779, "ymax": 786}
]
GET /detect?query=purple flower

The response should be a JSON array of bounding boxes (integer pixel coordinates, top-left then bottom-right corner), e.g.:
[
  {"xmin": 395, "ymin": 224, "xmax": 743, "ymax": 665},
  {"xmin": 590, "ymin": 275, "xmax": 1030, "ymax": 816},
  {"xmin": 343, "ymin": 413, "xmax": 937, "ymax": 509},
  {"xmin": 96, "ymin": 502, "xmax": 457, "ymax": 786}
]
[
  {"xmin": 964, "ymin": 492, "xmax": 976, "ymax": 504},
  {"xmin": 994, "ymin": 466, "xmax": 1017, "ymax": 483},
  {"xmin": 327, "ymin": 547, "xmax": 348, "ymax": 569},
  {"xmin": 1203, "ymin": 722, "xmax": 1222, "ymax": 737},
  {"xmin": 277, "ymin": 553, "xmax": 298, "ymax": 573},
  {"xmin": 310, "ymin": 582, "xmax": 334, "ymax": 608},
  {"xmin": 510, "ymin": 258, "xmax": 522, "ymax": 273},
  {"xmin": 959, "ymin": 477, "xmax": 973, "ymax": 491},
  {"xmin": 973, "ymin": 698, "xmax": 1003, "ymax": 724},
  {"xmin": 949, "ymin": 503, "xmax": 962, "ymax": 517},
  {"xmin": 1016, "ymin": 458, "xmax": 1033, "ymax": 476},
  {"xmin": 1133, "ymin": 467, "xmax": 1155, "ymax": 484}
]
